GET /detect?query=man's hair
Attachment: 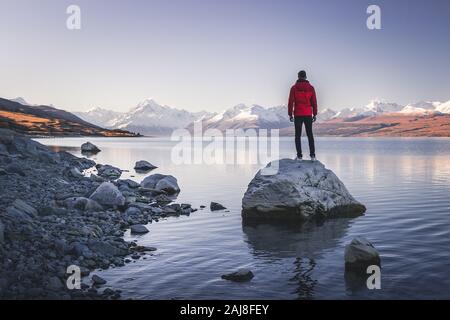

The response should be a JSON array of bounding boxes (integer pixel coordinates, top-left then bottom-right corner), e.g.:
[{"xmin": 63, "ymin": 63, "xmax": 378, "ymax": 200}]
[{"xmin": 298, "ymin": 70, "xmax": 307, "ymax": 80}]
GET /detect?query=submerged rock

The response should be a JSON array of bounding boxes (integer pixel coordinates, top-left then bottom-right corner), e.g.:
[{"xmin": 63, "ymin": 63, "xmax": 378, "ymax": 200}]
[
  {"xmin": 221, "ymin": 269, "xmax": 254, "ymax": 282},
  {"xmin": 89, "ymin": 182, "xmax": 125, "ymax": 208},
  {"xmin": 242, "ymin": 159, "xmax": 366, "ymax": 222},
  {"xmin": 134, "ymin": 160, "xmax": 157, "ymax": 172},
  {"xmin": 141, "ymin": 174, "xmax": 180, "ymax": 195},
  {"xmin": 345, "ymin": 237, "xmax": 381, "ymax": 272},
  {"xmin": 92, "ymin": 275, "xmax": 107, "ymax": 285},
  {"xmin": 81, "ymin": 142, "xmax": 101, "ymax": 153}
]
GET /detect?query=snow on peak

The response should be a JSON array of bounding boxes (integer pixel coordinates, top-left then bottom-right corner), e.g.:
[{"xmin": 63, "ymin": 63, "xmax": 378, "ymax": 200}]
[{"xmin": 11, "ymin": 97, "xmax": 31, "ymax": 106}]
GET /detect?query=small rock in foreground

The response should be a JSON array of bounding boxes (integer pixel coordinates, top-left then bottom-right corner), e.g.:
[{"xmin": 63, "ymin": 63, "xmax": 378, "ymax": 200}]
[
  {"xmin": 345, "ymin": 237, "xmax": 381, "ymax": 272},
  {"xmin": 221, "ymin": 269, "xmax": 254, "ymax": 282}
]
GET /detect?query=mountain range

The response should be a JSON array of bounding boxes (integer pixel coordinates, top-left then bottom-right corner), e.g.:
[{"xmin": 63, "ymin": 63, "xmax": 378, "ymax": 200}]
[
  {"xmin": 74, "ymin": 98, "xmax": 450, "ymax": 136},
  {"xmin": 0, "ymin": 97, "xmax": 139, "ymax": 137}
]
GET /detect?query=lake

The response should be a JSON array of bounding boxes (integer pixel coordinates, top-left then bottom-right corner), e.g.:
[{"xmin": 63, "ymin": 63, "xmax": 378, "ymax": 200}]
[{"xmin": 36, "ymin": 136, "xmax": 450, "ymax": 299}]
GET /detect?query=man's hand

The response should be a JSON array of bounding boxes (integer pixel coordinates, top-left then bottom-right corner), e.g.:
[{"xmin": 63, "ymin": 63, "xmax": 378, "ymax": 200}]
[
  {"xmin": 312, "ymin": 115, "xmax": 317, "ymax": 123},
  {"xmin": 289, "ymin": 115, "xmax": 294, "ymax": 122}
]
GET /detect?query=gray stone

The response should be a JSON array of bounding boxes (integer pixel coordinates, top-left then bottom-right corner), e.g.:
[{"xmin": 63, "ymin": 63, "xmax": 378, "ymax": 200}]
[
  {"xmin": 90, "ymin": 173, "xmax": 106, "ymax": 183},
  {"xmin": 125, "ymin": 207, "xmax": 141, "ymax": 217},
  {"xmin": 345, "ymin": 237, "xmax": 381, "ymax": 272},
  {"xmin": 46, "ymin": 276, "xmax": 64, "ymax": 291},
  {"xmin": 81, "ymin": 142, "xmax": 101, "ymax": 153},
  {"xmin": 92, "ymin": 275, "xmax": 107, "ymax": 285},
  {"xmin": 69, "ymin": 167, "xmax": 83, "ymax": 179},
  {"xmin": 12, "ymin": 199, "xmax": 38, "ymax": 218},
  {"xmin": 118, "ymin": 179, "xmax": 140, "ymax": 189},
  {"xmin": 130, "ymin": 224, "xmax": 149, "ymax": 234},
  {"xmin": 141, "ymin": 174, "xmax": 180, "ymax": 195},
  {"xmin": 210, "ymin": 202, "xmax": 226, "ymax": 211},
  {"xmin": 0, "ymin": 219, "xmax": 4, "ymax": 243},
  {"xmin": 96, "ymin": 164, "xmax": 122, "ymax": 180},
  {"xmin": 134, "ymin": 160, "xmax": 157, "ymax": 172},
  {"xmin": 221, "ymin": 269, "xmax": 254, "ymax": 282},
  {"xmin": 88, "ymin": 240, "xmax": 128, "ymax": 257},
  {"xmin": 89, "ymin": 182, "xmax": 125, "ymax": 208},
  {"xmin": 64, "ymin": 197, "xmax": 103, "ymax": 212},
  {"xmin": 242, "ymin": 159, "xmax": 366, "ymax": 222}
]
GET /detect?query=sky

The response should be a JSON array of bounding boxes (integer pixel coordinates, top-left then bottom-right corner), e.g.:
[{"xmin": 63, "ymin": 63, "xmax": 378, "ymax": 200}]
[{"xmin": 1, "ymin": 0, "xmax": 449, "ymax": 112}]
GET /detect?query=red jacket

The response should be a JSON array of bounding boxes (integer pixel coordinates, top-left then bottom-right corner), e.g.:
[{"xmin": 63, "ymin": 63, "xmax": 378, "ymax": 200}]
[{"xmin": 288, "ymin": 80, "xmax": 318, "ymax": 117}]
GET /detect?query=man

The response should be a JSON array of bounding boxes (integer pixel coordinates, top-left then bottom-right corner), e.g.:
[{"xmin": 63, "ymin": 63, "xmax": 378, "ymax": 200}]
[{"xmin": 288, "ymin": 70, "xmax": 317, "ymax": 161}]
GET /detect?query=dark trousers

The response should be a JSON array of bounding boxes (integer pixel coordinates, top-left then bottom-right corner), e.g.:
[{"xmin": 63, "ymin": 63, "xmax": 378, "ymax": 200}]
[{"xmin": 294, "ymin": 116, "xmax": 315, "ymax": 157}]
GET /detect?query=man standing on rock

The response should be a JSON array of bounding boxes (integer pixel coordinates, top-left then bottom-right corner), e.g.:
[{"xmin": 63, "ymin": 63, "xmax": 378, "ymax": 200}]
[{"xmin": 288, "ymin": 70, "xmax": 317, "ymax": 161}]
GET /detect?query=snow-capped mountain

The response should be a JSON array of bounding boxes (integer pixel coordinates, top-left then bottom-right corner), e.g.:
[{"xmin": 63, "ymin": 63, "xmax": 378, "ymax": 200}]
[
  {"xmin": 195, "ymin": 104, "xmax": 290, "ymax": 131},
  {"xmin": 73, "ymin": 98, "xmax": 450, "ymax": 135},
  {"xmin": 75, "ymin": 99, "xmax": 215, "ymax": 135},
  {"xmin": 10, "ymin": 97, "xmax": 33, "ymax": 106},
  {"xmin": 74, "ymin": 107, "xmax": 123, "ymax": 127}
]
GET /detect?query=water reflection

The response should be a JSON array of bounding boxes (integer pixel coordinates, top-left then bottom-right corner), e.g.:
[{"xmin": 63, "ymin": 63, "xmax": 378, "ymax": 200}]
[{"xmin": 242, "ymin": 218, "xmax": 354, "ymax": 299}]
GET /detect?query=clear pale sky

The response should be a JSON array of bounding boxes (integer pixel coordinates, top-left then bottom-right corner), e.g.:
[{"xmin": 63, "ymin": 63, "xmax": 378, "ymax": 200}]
[{"xmin": 1, "ymin": 0, "xmax": 449, "ymax": 112}]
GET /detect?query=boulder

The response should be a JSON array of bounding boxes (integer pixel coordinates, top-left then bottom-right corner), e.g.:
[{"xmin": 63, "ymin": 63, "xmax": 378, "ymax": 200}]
[
  {"xmin": 221, "ymin": 269, "xmax": 254, "ymax": 282},
  {"xmin": 130, "ymin": 224, "xmax": 149, "ymax": 234},
  {"xmin": 210, "ymin": 202, "xmax": 226, "ymax": 211},
  {"xmin": 117, "ymin": 179, "xmax": 140, "ymax": 189},
  {"xmin": 12, "ymin": 199, "xmax": 38, "ymax": 218},
  {"xmin": 134, "ymin": 160, "xmax": 157, "ymax": 172},
  {"xmin": 345, "ymin": 237, "xmax": 381, "ymax": 272},
  {"xmin": 96, "ymin": 164, "xmax": 122, "ymax": 180},
  {"xmin": 92, "ymin": 275, "xmax": 107, "ymax": 285},
  {"xmin": 242, "ymin": 159, "xmax": 366, "ymax": 222},
  {"xmin": 64, "ymin": 197, "xmax": 103, "ymax": 212},
  {"xmin": 141, "ymin": 174, "xmax": 180, "ymax": 195},
  {"xmin": 68, "ymin": 167, "xmax": 84, "ymax": 179},
  {"xmin": 81, "ymin": 142, "xmax": 101, "ymax": 153},
  {"xmin": 89, "ymin": 182, "xmax": 125, "ymax": 208}
]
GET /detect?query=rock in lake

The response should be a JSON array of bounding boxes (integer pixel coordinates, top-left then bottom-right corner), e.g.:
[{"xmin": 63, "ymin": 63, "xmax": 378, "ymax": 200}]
[
  {"xmin": 81, "ymin": 142, "xmax": 101, "ymax": 153},
  {"xmin": 210, "ymin": 202, "xmax": 227, "ymax": 211},
  {"xmin": 141, "ymin": 174, "xmax": 180, "ymax": 195},
  {"xmin": 221, "ymin": 269, "xmax": 254, "ymax": 282},
  {"xmin": 92, "ymin": 275, "xmax": 107, "ymax": 285},
  {"xmin": 130, "ymin": 224, "xmax": 149, "ymax": 234},
  {"xmin": 89, "ymin": 182, "xmax": 125, "ymax": 208},
  {"xmin": 345, "ymin": 237, "xmax": 381, "ymax": 272},
  {"xmin": 242, "ymin": 159, "xmax": 366, "ymax": 222},
  {"xmin": 134, "ymin": 160, "xmax": 157, "ymax": 172}
]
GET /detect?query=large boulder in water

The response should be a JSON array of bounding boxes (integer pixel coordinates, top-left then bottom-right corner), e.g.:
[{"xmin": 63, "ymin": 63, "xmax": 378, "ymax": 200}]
[{"xmin": 242, "ymin": 159, "xmax": 366, "ymax": 222}]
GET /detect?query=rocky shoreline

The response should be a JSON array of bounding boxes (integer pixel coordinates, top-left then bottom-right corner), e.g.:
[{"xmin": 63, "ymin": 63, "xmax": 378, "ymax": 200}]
[{"xmin": 0, "ymin": 129, "xmax": 194, "ymax": 299}]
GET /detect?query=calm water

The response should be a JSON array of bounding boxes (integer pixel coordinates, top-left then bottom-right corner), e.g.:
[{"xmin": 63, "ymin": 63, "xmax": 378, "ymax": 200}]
[{"xmin": 36, "ymin": 137, "xmax": 450, "ymax": 300}]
